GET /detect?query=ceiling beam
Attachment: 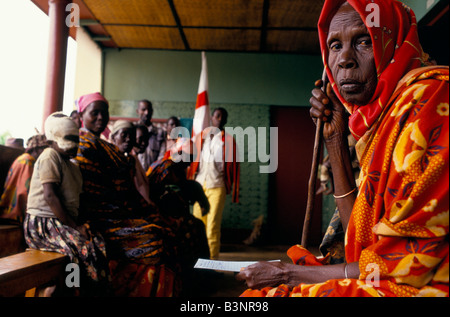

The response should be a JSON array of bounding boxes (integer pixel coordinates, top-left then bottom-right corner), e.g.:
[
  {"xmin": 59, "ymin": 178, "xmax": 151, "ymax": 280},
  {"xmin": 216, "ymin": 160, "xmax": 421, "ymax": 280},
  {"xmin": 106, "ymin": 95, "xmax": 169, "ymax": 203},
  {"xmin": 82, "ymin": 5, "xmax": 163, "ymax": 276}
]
[
  {"xmin": 260, "ymin": 0, "xmax": 270, "ymax": 52},
  {"xmin": 167, "ymin": 0, "xmax": 190, "ymax": 50},
  {"xmin": 91, "ymin": 36, "xmax": 112, "ymax": 42},
  {"xmin": 80, "ymin": 19, "xmax": 99, "ymax": 26}
]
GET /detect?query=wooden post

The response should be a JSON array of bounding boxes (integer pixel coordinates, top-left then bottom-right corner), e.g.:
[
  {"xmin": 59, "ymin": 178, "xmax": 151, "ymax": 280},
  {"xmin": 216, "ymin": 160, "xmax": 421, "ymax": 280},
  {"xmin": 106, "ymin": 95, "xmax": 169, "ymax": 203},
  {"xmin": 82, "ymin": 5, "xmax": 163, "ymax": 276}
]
[{"xmin": 42, "ymin": 0, "xmax": 71, "ymax": 131}]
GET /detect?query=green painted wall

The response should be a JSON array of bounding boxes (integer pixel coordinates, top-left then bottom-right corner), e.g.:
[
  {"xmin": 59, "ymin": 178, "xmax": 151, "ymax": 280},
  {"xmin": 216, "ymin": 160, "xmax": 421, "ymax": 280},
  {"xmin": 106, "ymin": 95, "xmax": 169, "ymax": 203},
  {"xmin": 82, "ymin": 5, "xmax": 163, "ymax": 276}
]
[
  {"xmin": 402, "ymin": 0, "xmax": 442, "ymax": 21},
  {"xmin": 103, "ymin": 49, "xmax": 323, "ymax": 107}
]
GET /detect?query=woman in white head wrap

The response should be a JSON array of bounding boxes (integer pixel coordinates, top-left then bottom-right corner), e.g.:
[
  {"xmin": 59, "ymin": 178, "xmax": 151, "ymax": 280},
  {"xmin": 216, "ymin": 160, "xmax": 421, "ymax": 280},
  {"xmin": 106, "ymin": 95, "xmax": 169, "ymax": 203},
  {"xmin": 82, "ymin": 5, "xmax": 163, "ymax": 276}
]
[
  {"xmin": 24, "ymin": 112, "xmax": 110, "ymax": 296},
  {"xmin": 44, "ymin": 112, "xmax": 80, "ymax": 156},
  {"xmin": 109, "ymin": 119, "xmax": 136, "ymax": 155}
]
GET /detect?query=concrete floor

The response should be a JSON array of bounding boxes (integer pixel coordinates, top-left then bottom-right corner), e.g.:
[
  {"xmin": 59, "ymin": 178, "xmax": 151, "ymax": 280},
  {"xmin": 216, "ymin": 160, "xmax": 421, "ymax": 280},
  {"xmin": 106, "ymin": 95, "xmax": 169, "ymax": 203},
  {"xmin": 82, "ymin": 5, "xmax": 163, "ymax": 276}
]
[{"xmin": 186, "ymin": 243, "xmax": 320, "ymax": 297}]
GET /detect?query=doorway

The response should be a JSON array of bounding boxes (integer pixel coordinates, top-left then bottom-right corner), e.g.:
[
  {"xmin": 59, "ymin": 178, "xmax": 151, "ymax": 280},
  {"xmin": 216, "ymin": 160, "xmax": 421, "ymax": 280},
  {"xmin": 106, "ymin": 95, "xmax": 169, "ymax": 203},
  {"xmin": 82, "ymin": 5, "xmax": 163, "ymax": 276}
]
[{"xmin": 268, "ymin": 106, "xmax": 323, "ymax": 246}]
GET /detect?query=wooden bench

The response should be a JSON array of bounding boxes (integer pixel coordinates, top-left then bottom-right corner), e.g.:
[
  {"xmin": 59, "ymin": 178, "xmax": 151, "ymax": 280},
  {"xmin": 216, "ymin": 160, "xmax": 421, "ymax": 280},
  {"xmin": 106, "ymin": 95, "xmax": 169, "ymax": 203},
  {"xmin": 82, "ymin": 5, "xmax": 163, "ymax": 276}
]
[
  {"xmin": 0, "ymin": 224, "xmax": 26, "ymax": 258},
  {"xmin": 0, "ymin": 249, "xmax": 69, "ymax": 297}
]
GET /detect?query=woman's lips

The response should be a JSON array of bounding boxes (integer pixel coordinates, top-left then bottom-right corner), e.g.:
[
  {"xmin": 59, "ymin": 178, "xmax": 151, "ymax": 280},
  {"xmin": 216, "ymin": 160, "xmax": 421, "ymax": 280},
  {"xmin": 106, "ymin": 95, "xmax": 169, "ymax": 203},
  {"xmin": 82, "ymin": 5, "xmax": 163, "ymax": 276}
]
[{"xmin": 339, "ymin": 80, "xmax": 363, "ymax": 93}]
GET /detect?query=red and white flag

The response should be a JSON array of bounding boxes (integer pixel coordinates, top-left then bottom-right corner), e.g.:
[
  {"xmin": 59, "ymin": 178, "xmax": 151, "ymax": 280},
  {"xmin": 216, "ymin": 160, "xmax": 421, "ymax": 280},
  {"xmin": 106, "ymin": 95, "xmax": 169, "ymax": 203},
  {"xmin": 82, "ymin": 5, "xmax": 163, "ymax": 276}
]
[{"xmin": 192, "ymin": 51, "xmax": 211, "ymax": 140}]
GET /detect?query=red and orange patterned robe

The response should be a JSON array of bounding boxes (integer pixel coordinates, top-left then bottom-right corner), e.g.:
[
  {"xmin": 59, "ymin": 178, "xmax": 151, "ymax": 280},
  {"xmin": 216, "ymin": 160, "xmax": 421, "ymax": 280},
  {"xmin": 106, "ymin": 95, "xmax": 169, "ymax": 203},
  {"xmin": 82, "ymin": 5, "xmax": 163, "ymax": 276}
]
[
  {"xmin": 241, "ymin": 67, "xmax": 448, "ymax": 298},
  {"xmin": 241, "ymin": 0, "xmax": 448, "ymax": 297}
]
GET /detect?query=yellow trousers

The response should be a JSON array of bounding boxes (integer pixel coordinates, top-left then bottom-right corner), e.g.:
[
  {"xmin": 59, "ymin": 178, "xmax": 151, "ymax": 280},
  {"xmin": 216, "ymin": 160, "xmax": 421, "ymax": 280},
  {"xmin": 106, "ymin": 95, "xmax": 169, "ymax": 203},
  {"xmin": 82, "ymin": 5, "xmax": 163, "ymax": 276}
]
[{"xmin": 193, "ymin": 186, "xmax": 226, "ymax": 260}]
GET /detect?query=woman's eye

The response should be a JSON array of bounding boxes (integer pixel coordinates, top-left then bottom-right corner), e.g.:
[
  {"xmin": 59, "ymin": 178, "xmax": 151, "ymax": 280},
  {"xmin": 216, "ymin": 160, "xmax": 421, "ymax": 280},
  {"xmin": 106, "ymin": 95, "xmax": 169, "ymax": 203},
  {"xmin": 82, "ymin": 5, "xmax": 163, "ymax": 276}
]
[
  {"xmin": 329, "ymin": 42, "xmax": 341, "ymax": 51},
  {"xmin": 358, "ymin": 38, "xmax": 372, "ymax": 47}
]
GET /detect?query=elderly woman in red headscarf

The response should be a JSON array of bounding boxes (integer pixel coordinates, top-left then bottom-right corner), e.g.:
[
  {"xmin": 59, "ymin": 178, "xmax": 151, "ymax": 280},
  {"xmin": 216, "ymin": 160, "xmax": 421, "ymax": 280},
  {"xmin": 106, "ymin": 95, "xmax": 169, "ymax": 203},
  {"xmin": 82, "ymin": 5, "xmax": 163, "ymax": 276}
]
[{"xmin": 237, "ymin": 0, "xmax": 448, "ymax": 297}]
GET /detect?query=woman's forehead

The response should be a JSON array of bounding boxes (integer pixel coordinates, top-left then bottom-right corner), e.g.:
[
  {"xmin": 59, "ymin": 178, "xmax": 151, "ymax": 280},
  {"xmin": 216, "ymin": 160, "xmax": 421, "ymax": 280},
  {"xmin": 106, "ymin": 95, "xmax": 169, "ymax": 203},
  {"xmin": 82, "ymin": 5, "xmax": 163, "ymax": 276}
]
[
  {"xmin": 329, "ymin": 3, "xmax": 365, "ymax": 30},
  {"xmin": 87, "ymin": 100, "xmax": 108, "ymax": 111}
]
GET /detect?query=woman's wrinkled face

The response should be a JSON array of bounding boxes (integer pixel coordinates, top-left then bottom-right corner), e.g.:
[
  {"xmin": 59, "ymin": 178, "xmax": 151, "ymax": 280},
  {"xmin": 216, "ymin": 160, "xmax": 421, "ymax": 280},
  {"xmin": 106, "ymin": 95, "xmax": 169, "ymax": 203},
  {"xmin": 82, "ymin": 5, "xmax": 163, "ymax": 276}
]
[
  {"xmin": 81, "ymin": 101, "xmax": 110, "ymax": 136},
  {"xmin": 112, "ymin": 127, "xmax": 136, "ymax": 154},
  {"xmin": 327, "ymin": 3, "xmax": 377, "ymax": 106}
]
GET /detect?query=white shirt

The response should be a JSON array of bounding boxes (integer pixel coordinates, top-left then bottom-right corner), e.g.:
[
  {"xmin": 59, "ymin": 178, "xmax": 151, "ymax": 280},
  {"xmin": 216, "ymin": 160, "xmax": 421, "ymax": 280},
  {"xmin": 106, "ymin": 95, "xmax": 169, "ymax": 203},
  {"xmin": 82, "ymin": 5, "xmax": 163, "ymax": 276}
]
[{"xmin": 195, "ymin": 132, "xmax": 225, "ymax": 189}]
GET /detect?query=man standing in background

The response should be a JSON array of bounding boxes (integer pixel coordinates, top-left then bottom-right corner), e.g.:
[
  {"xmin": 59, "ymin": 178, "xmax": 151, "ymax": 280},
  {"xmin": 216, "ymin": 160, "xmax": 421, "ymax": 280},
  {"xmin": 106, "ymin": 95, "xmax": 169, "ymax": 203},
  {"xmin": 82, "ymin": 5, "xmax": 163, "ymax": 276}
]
[
  {"xmin": 136, "ymin": 99, "xmax": 166, "ymax": 172},
  {"xmin": 188, "ymin": 108, "xmax": 240, "ymax": 259}
]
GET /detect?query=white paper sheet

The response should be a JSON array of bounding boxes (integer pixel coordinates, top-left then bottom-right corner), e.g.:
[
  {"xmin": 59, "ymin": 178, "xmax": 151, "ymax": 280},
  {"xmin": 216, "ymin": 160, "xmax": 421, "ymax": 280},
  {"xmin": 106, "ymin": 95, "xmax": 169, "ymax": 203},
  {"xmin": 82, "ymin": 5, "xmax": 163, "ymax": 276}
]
[{"xmin": 194, "ymin": 258, "xmax": 280, "ymax": 272}]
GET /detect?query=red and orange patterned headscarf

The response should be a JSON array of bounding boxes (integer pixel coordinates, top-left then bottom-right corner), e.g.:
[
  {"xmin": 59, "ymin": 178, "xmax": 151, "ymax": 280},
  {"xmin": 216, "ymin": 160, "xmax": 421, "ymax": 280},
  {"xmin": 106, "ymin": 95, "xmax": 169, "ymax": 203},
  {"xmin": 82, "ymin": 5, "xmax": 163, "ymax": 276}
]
[{"xmin": 318, "ymin": 0, "xmax": 430, "ymax": 140}]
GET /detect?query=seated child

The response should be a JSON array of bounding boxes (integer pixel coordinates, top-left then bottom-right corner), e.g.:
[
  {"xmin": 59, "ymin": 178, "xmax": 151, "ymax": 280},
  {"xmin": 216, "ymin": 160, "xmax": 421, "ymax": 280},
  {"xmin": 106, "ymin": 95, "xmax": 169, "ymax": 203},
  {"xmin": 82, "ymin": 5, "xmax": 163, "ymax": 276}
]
[{"xmin": 24, "ymin": 112, "xmax": 110, "ymax": 296}]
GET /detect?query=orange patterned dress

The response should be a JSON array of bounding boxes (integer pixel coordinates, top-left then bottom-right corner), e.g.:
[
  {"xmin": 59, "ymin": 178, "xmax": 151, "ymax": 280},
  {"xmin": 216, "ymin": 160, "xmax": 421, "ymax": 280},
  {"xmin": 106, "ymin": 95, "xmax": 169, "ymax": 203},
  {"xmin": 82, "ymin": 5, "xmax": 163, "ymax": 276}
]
[
  {"xmin": 0, "ymin": 153, "xmax": 35, "ymax": 223},
  {"xmin": 241, "ymin": 66, "xmax": 449, "ymax": 298},
  {"xmin": 241, "ymin": 0, "xmax": 448, "ymax": 297}
]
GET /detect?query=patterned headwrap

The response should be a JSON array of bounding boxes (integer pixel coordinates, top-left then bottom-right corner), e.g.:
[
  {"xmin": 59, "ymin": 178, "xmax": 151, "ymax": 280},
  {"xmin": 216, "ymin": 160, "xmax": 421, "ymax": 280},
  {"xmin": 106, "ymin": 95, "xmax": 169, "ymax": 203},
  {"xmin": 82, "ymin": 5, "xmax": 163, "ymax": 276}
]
[
  {"xmin": 77, "ymin": 92, "xmax": 109, "ymax": 114},
  {"xmin": 318, "ymin": 0, "xmax": 430, "ymax": 140},
  {"xmin": 26, "ymin": 134, "xmax": 48, "ymax": 152}
]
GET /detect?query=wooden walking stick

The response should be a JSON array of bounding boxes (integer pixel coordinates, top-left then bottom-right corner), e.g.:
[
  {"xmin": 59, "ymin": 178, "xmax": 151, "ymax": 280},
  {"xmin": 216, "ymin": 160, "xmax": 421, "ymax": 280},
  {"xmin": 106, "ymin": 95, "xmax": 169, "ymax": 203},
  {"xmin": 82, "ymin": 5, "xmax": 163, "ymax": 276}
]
[{"xmin": 301, "ymin": 69, "xmax": 327, "ymax": 249}]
